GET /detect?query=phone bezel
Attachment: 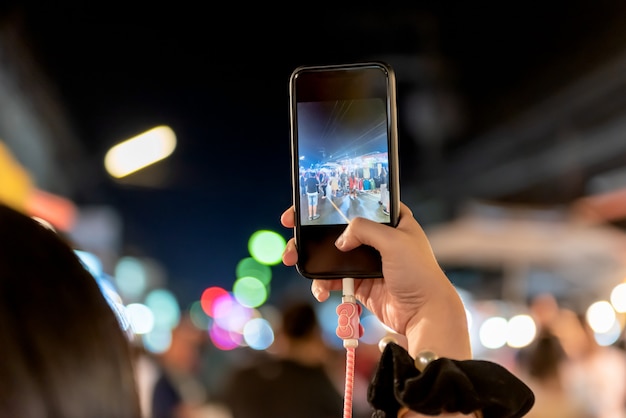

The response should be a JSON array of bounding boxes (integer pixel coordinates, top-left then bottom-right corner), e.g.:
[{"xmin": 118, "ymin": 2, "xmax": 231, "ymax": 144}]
[{"xmin": 289, "ymin": 61, "xmax": 400, "ymax": 279}]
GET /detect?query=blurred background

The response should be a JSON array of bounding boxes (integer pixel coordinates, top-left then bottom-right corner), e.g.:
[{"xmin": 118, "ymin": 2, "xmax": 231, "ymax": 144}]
[{"xmin": 3, "ymin": 2, "xmax": 626, "ymax": 417}]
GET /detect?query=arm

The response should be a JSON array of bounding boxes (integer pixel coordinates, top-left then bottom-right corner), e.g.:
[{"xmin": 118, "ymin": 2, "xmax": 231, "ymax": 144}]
[
  {"xmin": 281, "ymin": 203, "xmax": 533, "ymax": 418},
  {"xmin": 282, "ymin": 202, "xmax": 471, "ymax": 361}
]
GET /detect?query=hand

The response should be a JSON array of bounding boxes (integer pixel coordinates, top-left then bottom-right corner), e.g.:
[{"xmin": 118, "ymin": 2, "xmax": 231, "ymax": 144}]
[{"xmin": 280, "ymin": 202, "xmax": 471, "ymax": 359}]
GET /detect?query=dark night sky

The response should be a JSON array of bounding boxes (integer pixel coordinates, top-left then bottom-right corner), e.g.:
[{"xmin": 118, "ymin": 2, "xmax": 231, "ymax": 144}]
[{"xmin": 6, "ymin": 2, "xmax": 626, "ymax": 307}]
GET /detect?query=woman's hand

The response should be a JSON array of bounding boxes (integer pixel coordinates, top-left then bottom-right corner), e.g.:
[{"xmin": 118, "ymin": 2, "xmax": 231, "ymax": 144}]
[{"xmin": 280, "ymin": 202, "xmax": 471, "ymax": 360}]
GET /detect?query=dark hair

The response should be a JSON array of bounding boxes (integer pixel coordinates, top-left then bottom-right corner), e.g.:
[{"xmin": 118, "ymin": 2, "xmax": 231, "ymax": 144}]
[
  {"xmin": 281, "ymin": 301, "xmax": 319, "ymax": 340},
  {"xmin": 0, "ymin": 204, "xmax": 141, "ymax": 418},
  {"xmin": 524, "ymin": 329, "xmax": 566, "ymax": 381}
]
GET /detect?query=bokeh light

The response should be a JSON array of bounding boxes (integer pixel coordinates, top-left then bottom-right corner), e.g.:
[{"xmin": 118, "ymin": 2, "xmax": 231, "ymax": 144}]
[
  {"xmin": 213, "ymin": 295, "xmax": 253, "ymax": 332},
  {"xmin": 243, "ymin": 317, "xmax": 275, "ymax": 350},
  {"xmin": 144, "ymin": 288, "xmax": 180, "ymax": 331},
  {"xmin": 209, "ymin": 322, "xmax": 242, "ymax": 350},
  {"xmin": 360, "ymin": 314, "xmax": 387, "ymax": 345},
  {"xmin": 479, "ymin": 316, "xmax": 508, "ymax": 349},
  {"xmin": 104, "ymin": 125, "xmax": 177, "ymax": 178},
  {"xmin": 126, "ymin": 303, "xmax": 155, "ymax": 335},
  {"xmin": 142, "ymin": 326, "xmax": 173, "ymax": 353},
  {"xmin": 586, "ymin": 300, "xmax": 616, "ymax": 333},
  {"xmin": 189, "ymin": 301, "xmax": 211, "ymax": 330},
  {"xmin": 506, "ymin": 314, "xmax": 536, "ymax": 348},
  {"xmin": 248, "ymin": 229, "xmax": 286, "ymax": 265},
  {"xmin": 236, "ymin": 257, "xmax": 272, "ymax": 286},
  {"xmin": 595, "ymin": 318, "xmax": 622, "ymax": 346},
  {"xmin": 233, "ymin": 276, "xmax": 268, "ymax": 308},
  {"xmin": 610, "ymin": 283, "xmax": 626, "ymax": 313},
  {"xmin": 200, "ymin": 286, "xmax": 229, "ymax": 317},
  {"xmin": 317, "ymin": 295, "xmax": 344, "ymax": 349},
  {"xmin": 114, "ymin": 256, "xmax": 148, "ymax": 300}
]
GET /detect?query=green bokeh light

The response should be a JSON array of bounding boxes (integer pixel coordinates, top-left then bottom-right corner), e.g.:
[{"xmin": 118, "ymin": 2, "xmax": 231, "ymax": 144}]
[
  {"xmin": 144, "ymin": 288, "xmax": 180, "ymax": 330},
  {"xmin": 233, "ymin": 276, "xmax": 268, "ymax": 308},
  {"xmin": 248, "ymin": 229, "xmax": 286, "ymax": 266},
  {"xmin": 189, "ymin": 301, "xmax": 211, "ymax": 330},
  {"xmin": 236, "ymin": 257, "xmax": 272, "ymax": 286}
]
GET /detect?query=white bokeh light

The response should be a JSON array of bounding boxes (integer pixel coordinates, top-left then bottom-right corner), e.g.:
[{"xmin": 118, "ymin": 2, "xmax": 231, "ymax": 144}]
[
  {"xmin": 610, "ymin": 283, "xmax": 626, "ymax": 313},
  {"xmin": 126, "ymin": 303, "xmax": 155, "ymax": 335},
  {"xmin": 507, "ymin": 314, "xmax": 536, "ymax": 348},
  {"xmin": 586, "ymin": 300, "xmax": 616, "ymax": 334},
  {"xmin": 479, "ymin": 316, "xmax": 508, "ymax": 349}
]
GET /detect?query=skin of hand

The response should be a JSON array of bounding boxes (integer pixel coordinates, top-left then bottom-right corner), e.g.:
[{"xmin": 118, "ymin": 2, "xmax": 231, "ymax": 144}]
[{"xmin": 280, "ymin": 202, "xmax": 472, "ymax": 361}]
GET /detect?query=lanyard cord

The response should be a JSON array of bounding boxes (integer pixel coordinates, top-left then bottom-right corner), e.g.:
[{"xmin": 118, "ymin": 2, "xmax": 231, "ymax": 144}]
[{"xmin": 336, "ymin": 278, "xmax": 363, "ymax": 418}]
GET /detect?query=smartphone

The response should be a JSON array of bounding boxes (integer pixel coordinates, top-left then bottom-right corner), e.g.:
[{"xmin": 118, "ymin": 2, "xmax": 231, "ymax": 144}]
[{"xmin": 289, "ymin": 61, "xmax": 400, "ymax": 280}]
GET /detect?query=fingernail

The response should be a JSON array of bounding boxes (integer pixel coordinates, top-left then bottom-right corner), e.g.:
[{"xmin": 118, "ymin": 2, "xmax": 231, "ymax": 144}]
[
  {"xmin": 312, "ymin": 287, "xmax": 322, "ymax": 301},
  {"xmin": 335, "ymin": 234, "xmax": 345, "ymax": 249}
]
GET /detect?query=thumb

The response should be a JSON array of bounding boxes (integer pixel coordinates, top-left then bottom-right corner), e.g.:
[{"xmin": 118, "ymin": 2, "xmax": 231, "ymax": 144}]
[
  {"xmin": 335, "ymin": 216, "xmax": 395, "ymax": 254},
  {"xmin": 334, "ymin": 203, "xmax": 417, "ymax": 254}
]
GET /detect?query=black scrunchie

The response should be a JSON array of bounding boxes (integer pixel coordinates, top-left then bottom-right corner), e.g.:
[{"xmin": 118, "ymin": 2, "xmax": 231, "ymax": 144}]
[{"xmin": 368, "ymin": 343, "xmax": 535, "ymax": 418}]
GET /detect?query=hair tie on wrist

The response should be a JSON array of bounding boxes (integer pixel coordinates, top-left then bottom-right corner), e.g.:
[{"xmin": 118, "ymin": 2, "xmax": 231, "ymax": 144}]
[
  {"xmin": 414, "ymin": 350, "xmax": 438, "ymax": 372},
  {"xmin": 367, "ymin": 343, "xmax": 534, "ymax": 418}
]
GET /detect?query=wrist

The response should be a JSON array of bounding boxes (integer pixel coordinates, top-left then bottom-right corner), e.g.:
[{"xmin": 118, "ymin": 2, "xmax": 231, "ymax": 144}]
[{"xmin": 404, "ymin": 292, "xmax": 472, "ymax": 360}]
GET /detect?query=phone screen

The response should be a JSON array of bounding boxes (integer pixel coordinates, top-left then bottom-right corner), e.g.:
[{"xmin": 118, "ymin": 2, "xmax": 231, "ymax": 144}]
[
  {"xmin": 289, "ymin": 62, "xmax": 399, "ymax": 279},
  {"xmin": 296, "ymin": 97, "xmax": 390, "ymax": 225}
]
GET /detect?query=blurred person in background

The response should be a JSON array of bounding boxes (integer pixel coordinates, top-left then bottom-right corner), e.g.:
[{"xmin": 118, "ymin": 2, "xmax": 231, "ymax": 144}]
[
  {"xmin": 515, "ymin": 293, "xmax": 590, "ymax": 417},
  {"xmin": 561, "ymin": 311, "xmax": 626, "ymax": 418},
  {"xmin": 516, "ymin": 327, "xmax": 590, "ymax": 418},
  {"xmin": 217, "ymin": 300, "xmax": 345, "ymax": 418},
  {"xmin": 0, "ymin": 203, "xmax": 141, "ymax": 418},
  {"xmin": 138, "ymin": 314, "xmax": 230, "ymax": 418},
  {"xmin": 518, "ymin": 295, "xmax": 626, "ymax": 418}
]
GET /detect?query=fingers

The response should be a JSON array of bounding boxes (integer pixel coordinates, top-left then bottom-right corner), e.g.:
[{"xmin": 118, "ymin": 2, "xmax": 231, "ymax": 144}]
[
  {"xmin": 335, "ymin": 202, "xmax": 415, "ymax": 253},
  {"xmin": 311, "ymin": 279, "xmax": 343, "ymax": 302},
  {"xmin": 334, "ymin": 217, "xmax": 387, "ymax": 252},
  {"xmin": 282, "ymin": 238, "xmax": 297, "ymax": 266},
  {"xmin": 311, "ymin": 280, "xmax": 330, "ymax": 302},
  {"xmin": 280, "ymin": 206, "xmax": 295, "ymax": 228},
  {"xmin": 280, "ymin": 207, "xmax": 297, "ymax": 266}
]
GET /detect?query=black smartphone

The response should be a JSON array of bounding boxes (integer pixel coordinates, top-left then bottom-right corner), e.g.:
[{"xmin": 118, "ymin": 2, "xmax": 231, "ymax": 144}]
[{"xmin": 289, "ymin": 61, "xmax": 400, "ymax": 280}]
